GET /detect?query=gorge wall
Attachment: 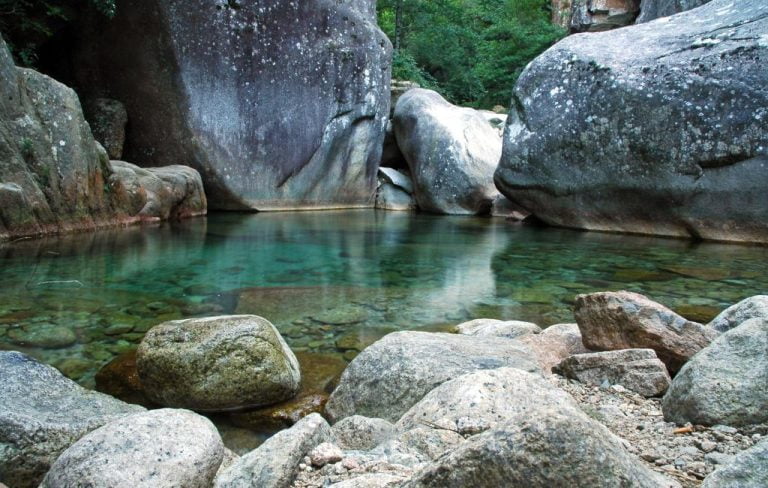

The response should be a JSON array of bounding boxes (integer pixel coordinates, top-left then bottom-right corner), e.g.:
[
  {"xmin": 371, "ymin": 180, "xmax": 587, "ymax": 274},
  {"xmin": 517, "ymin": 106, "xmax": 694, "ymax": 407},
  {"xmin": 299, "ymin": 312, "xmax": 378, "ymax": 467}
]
[{"xmin": 72, "ymin": 0, "xmax": 391, "ymax": 211}]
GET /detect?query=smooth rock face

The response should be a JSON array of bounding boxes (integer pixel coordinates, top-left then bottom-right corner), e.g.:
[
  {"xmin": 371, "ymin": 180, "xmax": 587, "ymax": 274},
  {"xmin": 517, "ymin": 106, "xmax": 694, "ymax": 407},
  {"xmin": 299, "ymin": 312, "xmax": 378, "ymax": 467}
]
[
  {"xmin": 405, "ymin": 408, "xmax": 678, "ymax": 488},
  {"xmin": 553, "ymin": 349, "xmax": 671, "ymax": 397},
  {"xmin": 636, "ymin": 0, "xmax": 712, "ymax": 23},
  {"xmin": 325, "ymin": 331, "xmax": 540, "ymax": 423},
  {"xmin": 574, "ymin": 291, "xmax": 718, "ymax": 372},
  {"xmin": 702, "ymin": 438, "xmax": 768, "ymax": 488},
  {"xmin": 73, "ymin": 0, "xmax": 391, "ymax": 211},
  {"xmin": 332, "ymin": 415, "xmax": 395, "ymax": 451},
  {"xmin": 662, "ymin": 318, "xmax": 768, "ymax": 426},
  {"xmin": 83, "ymin": 98, "xmax": 128, "ymax": 159},
  {"xmin": 396, "ymin": 368, "xmax": 584, "ymax": 433},
  {"xmin": 215, "ymin": 413, "xmax": 332, "ymax": 488},
  {"xmin": 393, "ymin": 89, "xmax": 502, "ymax": 215},
  {"xmin": 108, "ymin": 161, "xmax": 207, "ymax": 220},
  {"xmin": 708, "ymin": 296, "xmax": 768, "ymax": 333},
  {"xmin": 0, "ymin": 351, "xmax": 144, "ymax": 488},
  {"xmin": 517, "ymin": 323, "xmax": 592, "ymax": 373},
  {"xmin": 495, "ymin": 0, "xmax": 768, "ymax": 243},
  {"xmin": 137, "ymin": 315, "xmax": 301, "ymax": 411},
  {"xmin": 40, "ymin": 409, "xmax": 224, "ymax": 488},
  {"xmin": 454, "ymin": 319, "xmax": 541, "ymax": 339}
]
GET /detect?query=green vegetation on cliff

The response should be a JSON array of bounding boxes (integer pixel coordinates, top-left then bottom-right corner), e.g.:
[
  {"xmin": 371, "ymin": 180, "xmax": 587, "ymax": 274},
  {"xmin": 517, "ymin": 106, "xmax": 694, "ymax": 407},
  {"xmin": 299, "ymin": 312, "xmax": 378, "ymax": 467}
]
[{"xmin": 377, "ymin": 0, "xmax": 566, "ymax": 107}]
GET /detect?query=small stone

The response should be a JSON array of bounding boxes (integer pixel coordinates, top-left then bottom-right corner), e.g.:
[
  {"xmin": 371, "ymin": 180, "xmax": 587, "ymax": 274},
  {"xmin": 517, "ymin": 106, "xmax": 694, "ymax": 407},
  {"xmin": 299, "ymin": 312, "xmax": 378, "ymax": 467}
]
[
  {"xmin": 308, "ymin": 442, "xmax": 343, "ymax": 467},
  {"xmin": 698, "ymin": 440, "xmax": 717, "ymax": 453},
  {"xmin": 341, "ymin": 457, "xmax": 360, "ymax": 471}
]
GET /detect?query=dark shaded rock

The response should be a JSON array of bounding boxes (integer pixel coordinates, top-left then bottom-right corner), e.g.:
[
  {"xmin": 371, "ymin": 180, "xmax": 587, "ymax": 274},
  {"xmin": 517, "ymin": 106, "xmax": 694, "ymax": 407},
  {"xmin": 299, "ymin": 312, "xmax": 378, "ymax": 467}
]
[
  {"xmin": 214, "ymin": 413, "xmax": 332, "ymax": 488},
  {"xmin": 662, "ymin": 318, "xmax": 768, "ymax": 426},
  {"xmin": 0, "ymin": 351, "xmax": 144, "ymax": 488},
  {"xmin": 495, "ymin": 0, "xmax": 768, "ymax": 243},
  {"xmin": 137, "ymin": 315, "xmax": 300, "ymax": 412},
  {"xmin": 702, "ymin": 438, "xmax": 768, "ymax": 488},
  {"xmin": 708, "ymin": 296, "xmax": 768, "ymax": 333},
  {"xmin": 95, "ymin": 349, "xmax": 155, "ymax": 406},
  {"xmin": 404, "ymin": 406, "xmax": 678, "ymax": 488},
  {"xmin": 325, "ymin": 331, "xmax": 540, "ymax": 423},
  {"xmin": 83, "ymin": 98, "xmax": 127, "ymax": 159},
  {"xmin": 553, "ymin": 348, "xmax": 671, "ymax": 397},
  {"xmin": 72, "ymin": 0, "xmax": 391, "ymax": 211},
  {"xmin": 40, "ymin": 409, "xmax": 224, "ymax": 488},
  {"xmin": 393, "ymin": 89, "xmax": 502, "ymax": 215},
  {"xmin": 636, "ymin": 0, "xmax": 712, "ymax": 23},
  {"xmin": 574, "ymin": 291, "xmax": 718, "ymax": 372}
]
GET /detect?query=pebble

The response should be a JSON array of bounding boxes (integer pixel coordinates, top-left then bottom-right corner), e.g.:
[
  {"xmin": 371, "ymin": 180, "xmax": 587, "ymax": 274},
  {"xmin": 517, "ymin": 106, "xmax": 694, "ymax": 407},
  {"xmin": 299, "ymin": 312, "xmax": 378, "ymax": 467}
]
[{"xmin": 308, "ymin": 442, "xmax": 343, "ymax": 467}]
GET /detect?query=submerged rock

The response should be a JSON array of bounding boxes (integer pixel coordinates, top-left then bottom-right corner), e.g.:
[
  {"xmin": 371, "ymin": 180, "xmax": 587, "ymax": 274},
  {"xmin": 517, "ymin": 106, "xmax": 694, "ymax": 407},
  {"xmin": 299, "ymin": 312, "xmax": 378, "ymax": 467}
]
[
  {"xmin": 214, "ymin": 413, "xmax": 332, "ymax": 488},
  {"xmin": 393, "ymin": 89, "xmax": 502, "ymax": 215},
  {"xmin": 495, "ymin": 0, "xmax": 768, "ymax": 243},
  {"xmin": 325, "ymin": 331, "xmax": 540, "ymax": 423},
  {"xmin": 553, "ymin": 348, "xmax": 671, "ymax": 397},
  {"xmin": 72, "ymin": 0, "xmax": 391, "ymax": 211},
  {"xmin": 40, "ymin": 409, "xmax": 224, "ymax": 488},
  {"xmin": 574, "ymin": 291, "xmax": 718, "ymax": 372},
  {"xmin": 708, "ymin": 296, "xmax": 768, "ymax": 333},
  {"xmin": 0, "ymin": 351, "xmax": 144, "ymax": 488},
  {"xmin": 137, "ymin": 315, "xmax": 301, "ymax": 411},
  {"xmin": 702, "ymin": 438, "xmax": 768, "ymax": 488},
  {"xmin": 662, "ymin": 317, "xmax": 768, "ymax": 426}
]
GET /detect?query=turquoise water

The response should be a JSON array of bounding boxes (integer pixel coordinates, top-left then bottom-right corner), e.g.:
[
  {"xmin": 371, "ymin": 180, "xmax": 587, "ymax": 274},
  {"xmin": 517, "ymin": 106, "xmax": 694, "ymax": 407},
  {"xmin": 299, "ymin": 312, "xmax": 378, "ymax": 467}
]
[{"xmin": 1, "ymin": 210, "xmax": 767, "ymax": 387}]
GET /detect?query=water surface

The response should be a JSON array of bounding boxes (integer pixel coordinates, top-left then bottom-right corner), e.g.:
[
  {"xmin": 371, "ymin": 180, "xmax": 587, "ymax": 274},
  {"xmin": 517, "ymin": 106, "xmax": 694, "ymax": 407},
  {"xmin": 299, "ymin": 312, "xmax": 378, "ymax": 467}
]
[{"xmin": 1, "ymin": 210, "xmax": 766, "ymax": 386}]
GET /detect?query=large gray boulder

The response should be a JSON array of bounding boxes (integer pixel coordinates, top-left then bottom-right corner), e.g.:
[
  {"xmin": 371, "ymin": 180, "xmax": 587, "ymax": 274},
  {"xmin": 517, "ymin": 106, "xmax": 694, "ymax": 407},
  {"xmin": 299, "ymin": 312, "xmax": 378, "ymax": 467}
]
[
  {"xmin": 636, "ymin": 0, "xmax": 713, "ymax": 23},
  {"xmin": 396, "ymin": 368, "xmax": 583, "ymax": 433},
  {"xmin": 553, "ymin": 349, "xmax": 671, "ymax": 397},
  {"xmin": 0, "ymin": 351, "xmax": 144, "ymax": 488},
  {"xmin": 662, "ymin": 317, "xmax": 768, "ymax": 426},
  {"xmin": 332, "ymin": 415, "xmax": 395, "ymax": 451},
  {"xmin": 574, "ymin": 291, "xmax": 718, "ymax": 373},
  {"xmin": 708, "ymin": 296, "xmax": 768, "ymax": 333},
  {"xmin": 325, "ymin": 331, "xmax": 540, "ymax": 423},
  {"xmin": 72, "ymin": 0, "xmax": 390, "ymax": 211},
  {"xmin": 495, "ymin": 0, "xmax": 768, "ymax": 243},
  {"xmin": 40, "ymin": 409, "xmax": 224, "ymax": 488},
  {"xmin": 215, "ymin": 413, "xmax": 332, "ymax": 488},
  {"xmin": 702, "ymin": 438, "xmax": 768, "ymax": 488},
  {"xmin": 0, "ymin": 34, "xmax": 206, "ymax": 242},
  {"xmin": 404, "ymin": 407, "xmax": 678, "ymax": 488},
  {"xmin": 393, "ymin": 89, "xmax": 502, "ymax": 215},
  {"xmin": 137, "ymin": 315, "xmax": 301, "ymax": 411}
]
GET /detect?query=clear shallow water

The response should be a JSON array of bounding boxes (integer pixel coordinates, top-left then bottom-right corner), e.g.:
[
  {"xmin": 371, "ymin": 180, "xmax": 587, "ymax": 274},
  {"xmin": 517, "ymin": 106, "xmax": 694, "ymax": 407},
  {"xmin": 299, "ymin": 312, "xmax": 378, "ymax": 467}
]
[{"xmin": 1, "ymin": 210, "xmax": 767, "ymax": 387}]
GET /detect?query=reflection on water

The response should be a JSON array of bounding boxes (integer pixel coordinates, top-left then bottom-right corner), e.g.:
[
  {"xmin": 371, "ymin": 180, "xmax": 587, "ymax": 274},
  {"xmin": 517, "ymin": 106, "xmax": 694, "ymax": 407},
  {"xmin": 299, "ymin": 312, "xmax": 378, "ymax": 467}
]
[{"xmin": 1, "ymin": 210, "xmax": 767, "ymax": 386}]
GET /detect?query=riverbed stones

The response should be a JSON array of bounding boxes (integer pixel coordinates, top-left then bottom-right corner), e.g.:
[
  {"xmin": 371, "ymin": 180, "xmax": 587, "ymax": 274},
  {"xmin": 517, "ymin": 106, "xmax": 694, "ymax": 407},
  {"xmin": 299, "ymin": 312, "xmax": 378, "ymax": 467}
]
[
  {"xmin": 454, "ymin": 318, "xmax": 541, "ymax": 339},
  {"xmin": 393, "ymin": 88, "xmax": 502, "ymax": 215},
  {"xmin": 0, "ymin": 351, "xmax": 144, "ymax": 488},
  {"xmin": 553, "ymin": 349, "xmax": 671, "ymax": 397},
  {"xmin": 708, "ymin": 296, "xmax": 768, "ymax": 333},
  {"xmin": 40, "ymin": 409, "xmax": 223, "ymax": 488},
  {"xmin": 404, "ymin": 407, "xmax": 678, "ymax": 488},
  {"xmin": 702, "ymin": 438, "xmax": 768, "ymax": 488},
  {"xmin": 72, "ymin": 0, "xmax": 390, "ymax": 211},
  {"xmin": 137, "ymin": 315, "xmax": 301, "ymax": 411},
  {"xmin": 396, "ymin": 368, "xmax": 584, "ymax": 434},
  {"xmin": 215, "ymin": 413, "xmax": 332, "ymax": 488},
  {"xmin": 325, "ymin": 331, "xmax": 540, "ymax": 423},
  {"xmin": 662, "ymin": 317, "xmax": 768, "ymax": 426},
  {"xmin": 332, "ymin": 415, "xmax": 395, "ymax": 451},
  {"xmin": 574, "ymin": 291, "xmax": 718, "ymax": 372},
  {"xmin": 495, "ymin": 0, "xmax": 768, "ymax": 244},
  {"xmin": 7, "ymin": 325, "xmax": 76, "ymax": 349}
]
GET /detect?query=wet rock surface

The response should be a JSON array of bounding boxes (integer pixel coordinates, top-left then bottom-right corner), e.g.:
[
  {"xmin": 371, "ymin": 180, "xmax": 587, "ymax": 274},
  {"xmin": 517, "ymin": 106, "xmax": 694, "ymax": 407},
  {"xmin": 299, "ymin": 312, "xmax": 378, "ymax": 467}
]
[
  {"xmin": 393, "ymin": 89, "xmax": 502, "ymax": 215},
  {"xmin": 137, "ymin": 315, "xmax": 301, "ymax": 411},
  {"xmin": 72, "ymin": 0, "xmax": 391, "ymax": 211},
  {"xmin": 40, "ymin": 409, "xmax": 224, "ymax": 488},
  {"xmin": 0, "ymin": 351, "xmax": 144, "ymax": 488},
  {"xmin": 495, "ymin": 0, "xmax": 768, "ymax": 243}
]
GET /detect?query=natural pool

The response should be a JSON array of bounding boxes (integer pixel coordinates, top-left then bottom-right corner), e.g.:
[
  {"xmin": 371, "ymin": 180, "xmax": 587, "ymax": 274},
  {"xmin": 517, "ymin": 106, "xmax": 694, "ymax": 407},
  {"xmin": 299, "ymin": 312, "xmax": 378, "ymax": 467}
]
[{"xmin": 1, "ymin": 210, "xmax": 767, "ymax": 388}]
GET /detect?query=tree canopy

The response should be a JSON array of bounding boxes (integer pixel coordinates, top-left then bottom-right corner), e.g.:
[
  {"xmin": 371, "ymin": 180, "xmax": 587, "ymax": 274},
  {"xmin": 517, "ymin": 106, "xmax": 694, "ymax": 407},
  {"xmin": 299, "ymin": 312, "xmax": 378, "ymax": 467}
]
[{"xmin": 377, "ymin": 0, "xmax": 566, "ymax": 108}]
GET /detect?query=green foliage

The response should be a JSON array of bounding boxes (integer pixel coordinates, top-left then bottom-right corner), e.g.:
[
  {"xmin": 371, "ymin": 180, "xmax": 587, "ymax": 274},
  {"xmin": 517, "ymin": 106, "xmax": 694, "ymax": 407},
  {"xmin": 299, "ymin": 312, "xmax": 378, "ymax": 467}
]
[
  {"xmin": 377, "ymin": 0, "xmax": 566, "ymax": 107},
  {"xmin": 0, "ymin": 0, "xmax": 116, "ymax": 67},
  {"xmin": 20, "ymin": 138, "xmax": 35, "ymax": 161}
]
